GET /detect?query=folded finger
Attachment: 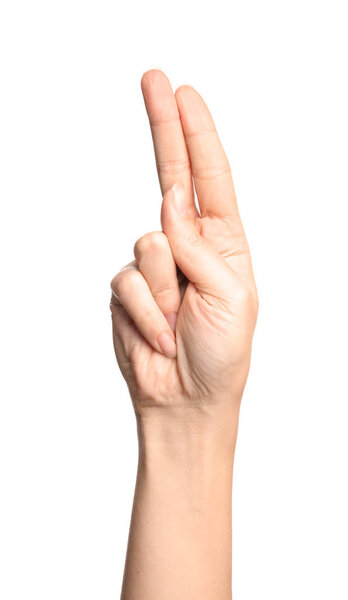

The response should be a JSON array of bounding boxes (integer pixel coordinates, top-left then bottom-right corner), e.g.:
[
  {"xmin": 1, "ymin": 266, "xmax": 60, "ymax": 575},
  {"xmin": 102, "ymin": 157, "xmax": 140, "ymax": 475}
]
[
  {"xmin": 110, "ymin": 300, "xmax": 137, "ymax": 362},
  {"xmin": 110, "ymin": 266, "xmax": 177, "ymax": 358},
  {"xmin": 134, "ymin": 231, "xmax": 181, "ymax": 332}
]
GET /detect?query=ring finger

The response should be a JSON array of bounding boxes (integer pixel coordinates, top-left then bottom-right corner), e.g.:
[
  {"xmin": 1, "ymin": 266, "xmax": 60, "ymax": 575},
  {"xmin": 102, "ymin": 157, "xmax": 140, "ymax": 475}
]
[{"xmin": 134, "ymin": 231, "xmax": 181, "ymax": 332}]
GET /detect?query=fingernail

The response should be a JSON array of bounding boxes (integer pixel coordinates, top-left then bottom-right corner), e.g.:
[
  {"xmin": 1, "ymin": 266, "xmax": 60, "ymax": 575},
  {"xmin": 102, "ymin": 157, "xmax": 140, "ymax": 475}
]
[
  {"xmin": 171, "ymin": 182, "xmax": 188, "ymax": 216},
  {"xmin": 157, "ymin": 331, "xmax": 177, "ymax": 358},
  {"xmin": 165, "ymin": 312, "xmax": 178, "ymax": 332}
]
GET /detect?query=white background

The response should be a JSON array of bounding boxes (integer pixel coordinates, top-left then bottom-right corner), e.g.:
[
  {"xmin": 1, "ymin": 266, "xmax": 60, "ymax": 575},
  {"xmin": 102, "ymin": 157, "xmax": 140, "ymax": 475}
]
[{"xmin": 1, "ymin": 1, "xmax": 347, "ymax": 598}]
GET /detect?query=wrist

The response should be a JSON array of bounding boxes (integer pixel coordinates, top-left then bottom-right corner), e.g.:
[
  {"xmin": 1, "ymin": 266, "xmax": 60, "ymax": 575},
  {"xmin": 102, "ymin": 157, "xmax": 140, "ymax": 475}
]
[
  {"xmin": 136, "ymin": 401, "xmax": 241, "ymax": 470},
  {"xmin": 125, "ymin": 402, "xmax": 235, "ymax": 600}
]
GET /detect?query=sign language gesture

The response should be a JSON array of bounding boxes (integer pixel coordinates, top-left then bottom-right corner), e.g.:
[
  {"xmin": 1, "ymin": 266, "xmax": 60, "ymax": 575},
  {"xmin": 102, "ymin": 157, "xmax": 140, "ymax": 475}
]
[{"xmin": 111, "ymin": 70, "xmax": 258, "ymax": 416}]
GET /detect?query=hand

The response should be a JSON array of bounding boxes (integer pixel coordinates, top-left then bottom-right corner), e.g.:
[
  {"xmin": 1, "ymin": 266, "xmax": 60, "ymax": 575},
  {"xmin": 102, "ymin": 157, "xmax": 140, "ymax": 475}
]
[{"xmin": 110, "ymin": 70, "xmax": 258, "ymax": 419}]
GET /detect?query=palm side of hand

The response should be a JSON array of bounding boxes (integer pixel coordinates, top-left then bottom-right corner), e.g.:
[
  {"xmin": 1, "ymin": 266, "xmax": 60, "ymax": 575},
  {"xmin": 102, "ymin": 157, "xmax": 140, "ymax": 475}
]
[{"xmin": 111, "ymin": 70, "xmax": 258, "ymax": 414}]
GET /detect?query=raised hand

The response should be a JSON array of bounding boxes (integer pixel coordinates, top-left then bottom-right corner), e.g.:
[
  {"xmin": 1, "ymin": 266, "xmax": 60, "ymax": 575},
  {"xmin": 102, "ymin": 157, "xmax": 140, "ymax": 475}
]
[
  {"xmin": 112, "ymin": 70, "xmax": 259, "ymax": 600},
  {"xmin": 110, "ymin": 70, "xmax": 258, "ymax": 417}
]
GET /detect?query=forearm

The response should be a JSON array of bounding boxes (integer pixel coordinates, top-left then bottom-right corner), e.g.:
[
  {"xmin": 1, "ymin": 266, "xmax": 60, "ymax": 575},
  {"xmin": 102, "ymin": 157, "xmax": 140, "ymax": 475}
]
[{"xmin": 120, "ymin": 405, "xmax": 240, "ymax": 600}]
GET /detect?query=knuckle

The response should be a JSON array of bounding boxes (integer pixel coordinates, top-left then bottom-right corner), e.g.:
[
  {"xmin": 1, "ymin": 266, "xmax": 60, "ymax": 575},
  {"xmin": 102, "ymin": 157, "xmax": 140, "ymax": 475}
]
[
  {"xmin": 141, "ymin": 306, "xmax": 159, "ymax": 322},
  {"xmin": 134, "ymin": 231, "xmax": 167, "ymax": 258},
  {"xmin": 110, "ymin": 273, "xmax": 121, "ymax": 293},
  {"xmin": 192, "ymin": 164, "xmax": 231, "ymax": 181},
  {"xmin": 111, "ymin": 268, "xmax": 139, "ymax": 298},
  {"xmin": 154, "ymin": 284, "xmax": 176, "ymax": 297}
]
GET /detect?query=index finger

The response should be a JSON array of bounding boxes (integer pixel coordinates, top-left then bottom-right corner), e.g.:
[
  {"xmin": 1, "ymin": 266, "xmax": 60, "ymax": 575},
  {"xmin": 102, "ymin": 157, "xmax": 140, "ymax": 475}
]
[{"xmin": 141, "ymin": 70, "xmax": 196, "ymax": 212}]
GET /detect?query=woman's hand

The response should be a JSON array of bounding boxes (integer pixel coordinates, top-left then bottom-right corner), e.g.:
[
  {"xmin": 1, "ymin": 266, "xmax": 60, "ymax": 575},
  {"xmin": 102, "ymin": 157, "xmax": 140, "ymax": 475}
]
[
  {"xmin": 112, "ymin": 70, "xmax": 258, "ymax": 600},
  {"xmin": 110, "ymin": 71, "xmax": 258, "ymax": 418}
]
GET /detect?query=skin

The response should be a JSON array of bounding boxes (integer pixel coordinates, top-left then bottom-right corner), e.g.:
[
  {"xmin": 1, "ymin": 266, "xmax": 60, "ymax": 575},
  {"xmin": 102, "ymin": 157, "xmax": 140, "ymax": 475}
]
[{"xmin": 110, "ymin": 70, "xmax": 258, "ymax": 599}]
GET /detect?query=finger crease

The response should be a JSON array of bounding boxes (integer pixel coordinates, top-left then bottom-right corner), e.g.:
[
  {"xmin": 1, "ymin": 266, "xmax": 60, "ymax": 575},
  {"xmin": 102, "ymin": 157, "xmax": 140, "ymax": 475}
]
[
  {"xmin": 156, "ymin": 158, "xmax": 191, "ymax": 175},
  {"xmin": 184, "ymin": 127, "xmax": 217, "ymax": 139},
  {"xmin": 192, "ymin": 165, "xmax": 231, "ymax": 180},
  {"xmin": 149, "ymin": 115, "xmax": 181, "ymax": 126}
]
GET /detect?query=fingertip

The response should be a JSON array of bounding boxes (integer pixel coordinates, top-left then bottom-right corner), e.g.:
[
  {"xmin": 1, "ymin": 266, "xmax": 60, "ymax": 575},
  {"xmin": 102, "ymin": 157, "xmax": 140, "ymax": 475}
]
[
  {"xmin": 161, "ymin": 183, "xmax": 179, "ymax": 227},
  {"xmin": 175, "ymin": 84, "xmax": 202, "ymax": 105},
  {"xmin": 175, "ymin": 84, "xmax": 213, "ymax": 134},
  {"xmin": 171, "ymin": 182, "xmax": 189, "ymax": 216},
  {"xmin": 141, "ymin": 69, "xmax": 171, "ymax": 93},
  {"xmin": 161, "ymin": 182, "xmax": 194, "ymax": 237},
  {"xmin": 172, "ymin": 181, "xmax": 184, "ymax": 193},
  {"xmin": 157, "ymin": 330, "xmax": 177, "ymax": 359},
  {"xmin": 175, "ymin": 83, "xmax": 194, "ymax": 97}
]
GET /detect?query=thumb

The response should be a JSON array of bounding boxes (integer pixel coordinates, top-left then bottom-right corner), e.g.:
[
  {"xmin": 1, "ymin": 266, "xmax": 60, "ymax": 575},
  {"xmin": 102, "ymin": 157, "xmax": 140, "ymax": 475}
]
[{"xmin": 161, "ymin": 183, "xmax": 238, "ymax": 299}]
